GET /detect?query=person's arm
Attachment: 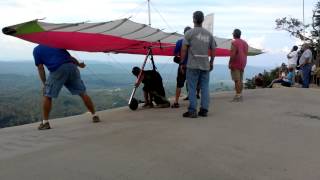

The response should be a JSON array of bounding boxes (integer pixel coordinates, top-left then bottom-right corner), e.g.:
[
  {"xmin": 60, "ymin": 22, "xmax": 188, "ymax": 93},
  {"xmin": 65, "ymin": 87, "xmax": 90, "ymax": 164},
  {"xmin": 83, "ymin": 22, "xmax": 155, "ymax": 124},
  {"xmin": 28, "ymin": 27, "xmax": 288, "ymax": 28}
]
[
  {"xmin": 181, "ymin": 31, "xmax": 192, "ymax": 65},
  {"xmin": 180, "ymin": 44, "xmax": 188, "ymax": 64},
  {"xmin": 210, "ymin": 48, "xmax": 216, "ymax": 71},
  {"xmin": 209, "ymin": 36, "xmax": 216, "ymax": 71},
  {"xmin": 37, "ymin": 64, "xmax": 46, "ymax": 85},
  {"xmin": 70, "ymin": 56, "xmax": 86, "ymax": 68},
  {"xmin": 179, "ymin": 45, "xmax": 188, "ymax": 74},
  {"xmin": 134, "ymin": 73, "xmax": 144, "ymax": 87},
  {"xmin": 229, "ymin": 44, "xmax": 237, "ymax": 69}
]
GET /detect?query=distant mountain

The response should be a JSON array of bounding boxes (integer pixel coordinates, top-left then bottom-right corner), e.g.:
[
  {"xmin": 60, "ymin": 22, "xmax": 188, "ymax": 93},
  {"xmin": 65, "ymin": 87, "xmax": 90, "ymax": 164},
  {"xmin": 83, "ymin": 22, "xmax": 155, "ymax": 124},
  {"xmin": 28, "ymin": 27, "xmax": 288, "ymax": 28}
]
[{"xmin": 0, "ymin": 61, "xmax": 268, "ymax": 82}]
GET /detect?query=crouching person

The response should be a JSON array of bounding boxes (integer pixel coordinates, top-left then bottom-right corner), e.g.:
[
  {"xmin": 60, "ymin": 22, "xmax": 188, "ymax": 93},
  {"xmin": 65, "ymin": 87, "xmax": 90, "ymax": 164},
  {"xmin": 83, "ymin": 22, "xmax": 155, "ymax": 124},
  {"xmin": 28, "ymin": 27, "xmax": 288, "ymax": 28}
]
[{"xmin": 132, "ymin": 67, "xmax": 170, "ymax": 108}]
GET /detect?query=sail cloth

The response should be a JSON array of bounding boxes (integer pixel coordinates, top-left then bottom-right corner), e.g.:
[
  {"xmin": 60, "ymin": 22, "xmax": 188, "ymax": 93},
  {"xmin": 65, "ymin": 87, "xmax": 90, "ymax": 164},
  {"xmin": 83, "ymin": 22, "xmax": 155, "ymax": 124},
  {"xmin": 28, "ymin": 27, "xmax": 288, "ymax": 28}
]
[
  {"xmin": 203, "ymin": 13, "xmax": 214, "ymax": 35},
  {"xmin": 2, "ymin": 19, "xmax": 262, "ymax": 56}
]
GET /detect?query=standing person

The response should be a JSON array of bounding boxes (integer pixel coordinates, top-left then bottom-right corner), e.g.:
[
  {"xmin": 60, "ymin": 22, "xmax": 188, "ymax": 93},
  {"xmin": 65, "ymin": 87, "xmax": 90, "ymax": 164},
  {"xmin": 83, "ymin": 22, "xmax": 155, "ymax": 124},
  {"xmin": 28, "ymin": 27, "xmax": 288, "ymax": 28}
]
[
  {"xmin": 287, "ymin": 45, "xmax": 298, "ymax": 84},
  {"xmin": 33, "ymin": 45, "xmax": 100, "ymax": 130},
  {"xmin": 287, "ymin": 45, "xmax": 298, "ymax": 69},
  {"xmin": 171, "ymin": 26, "xmax": 191, "ymax": 108},
  {"xmin": 180, "ymin": 11, "xmax": 217, "ymax": 118},
  {"xmin": 298, "ymin": 43, "xmax": 313, "ymax": 88},
  {"xmin": 228, "ymin": 29, "xmax": 248, "ymax": 102}
]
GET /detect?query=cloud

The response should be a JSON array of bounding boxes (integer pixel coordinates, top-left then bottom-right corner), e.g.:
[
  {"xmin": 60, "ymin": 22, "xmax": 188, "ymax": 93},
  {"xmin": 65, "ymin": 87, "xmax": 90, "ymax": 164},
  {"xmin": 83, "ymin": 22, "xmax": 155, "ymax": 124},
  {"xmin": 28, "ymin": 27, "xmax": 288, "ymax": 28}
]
[
  {"xmin": 0, "ymin": 0, "xmax": 318, "ymax": 68},
  {"xmin": 247, "ymin": 36, "xmax": 266, "ymax": 50}
]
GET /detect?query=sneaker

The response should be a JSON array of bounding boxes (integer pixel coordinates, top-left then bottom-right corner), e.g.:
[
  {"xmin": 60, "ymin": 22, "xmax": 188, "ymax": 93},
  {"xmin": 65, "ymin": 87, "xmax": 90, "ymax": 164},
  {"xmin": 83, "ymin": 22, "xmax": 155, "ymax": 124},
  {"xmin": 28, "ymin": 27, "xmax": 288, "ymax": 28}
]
[
  {"xmin": 182, "ymin": 111, "xmax": 198, "ymax": 118},
  {"xmin": 38, "ymin": 122, "xmax": 51, "ymax": 130},
  {"xmin": 183, "ymin": 96, "xmax": 189, "ymax": 101},
  {"xmin": 92, "ymin": 115, "xmax": 100, "ymax": 123},
  {"xmin": 230, "ymin": 96, "xmax": 243, "ymax": 102},
  {"xmin": 198, "ymin": 108, "xmax": 208, "ymax": 117}
]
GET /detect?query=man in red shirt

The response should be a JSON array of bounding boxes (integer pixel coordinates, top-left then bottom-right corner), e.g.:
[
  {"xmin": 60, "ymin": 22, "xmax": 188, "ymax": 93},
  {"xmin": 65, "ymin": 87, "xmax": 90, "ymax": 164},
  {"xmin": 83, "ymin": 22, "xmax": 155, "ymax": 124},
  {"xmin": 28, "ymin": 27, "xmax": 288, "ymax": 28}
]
[{"xmin": 229, "ymin": 29, "xmax": 248, "ymax": 102}]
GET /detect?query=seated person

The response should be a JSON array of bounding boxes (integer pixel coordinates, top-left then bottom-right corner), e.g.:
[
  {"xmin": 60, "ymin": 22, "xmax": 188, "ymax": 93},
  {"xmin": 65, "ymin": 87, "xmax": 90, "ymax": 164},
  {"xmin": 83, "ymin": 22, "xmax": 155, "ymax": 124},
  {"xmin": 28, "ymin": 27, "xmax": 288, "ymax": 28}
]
[
  {"xmin": 280, "ymin": 63, "xmax": 288, "ymax": 74},
  {"xmin": 268, "ymin": 67, "xmax": 294, "ymax": 88},
  {"xmin": 254, "ymin": 73, "xmax": 264, "ymax": 87},
  {"xmin": 132, "ymin": 67, "xmax": 170, "ymax": 108}
]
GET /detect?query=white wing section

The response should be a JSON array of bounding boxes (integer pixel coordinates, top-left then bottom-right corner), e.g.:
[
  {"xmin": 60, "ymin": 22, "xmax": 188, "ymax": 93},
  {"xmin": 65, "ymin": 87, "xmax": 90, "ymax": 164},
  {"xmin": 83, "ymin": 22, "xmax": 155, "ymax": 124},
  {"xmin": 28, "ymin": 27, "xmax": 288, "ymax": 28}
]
[{"xmin": 203, "ymin": 13, "xmax": 214, "ymax": 35}]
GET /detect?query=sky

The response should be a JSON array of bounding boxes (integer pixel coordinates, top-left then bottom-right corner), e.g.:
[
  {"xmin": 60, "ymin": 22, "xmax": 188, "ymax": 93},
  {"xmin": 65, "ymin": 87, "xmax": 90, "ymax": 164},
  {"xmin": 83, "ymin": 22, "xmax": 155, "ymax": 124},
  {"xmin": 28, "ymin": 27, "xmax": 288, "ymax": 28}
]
[{"xmin": 0, "ymin": 0, "xmax": 318, "ymax": 68}]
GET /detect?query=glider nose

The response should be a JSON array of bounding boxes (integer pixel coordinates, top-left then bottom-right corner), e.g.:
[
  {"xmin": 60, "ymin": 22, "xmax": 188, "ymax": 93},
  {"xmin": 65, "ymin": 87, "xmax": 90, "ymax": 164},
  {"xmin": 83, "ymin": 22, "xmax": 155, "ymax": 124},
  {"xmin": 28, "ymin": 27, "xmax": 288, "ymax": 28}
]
[{"xmin": 2, "ymin": 27, "xmax": 17, "ymax": 35}]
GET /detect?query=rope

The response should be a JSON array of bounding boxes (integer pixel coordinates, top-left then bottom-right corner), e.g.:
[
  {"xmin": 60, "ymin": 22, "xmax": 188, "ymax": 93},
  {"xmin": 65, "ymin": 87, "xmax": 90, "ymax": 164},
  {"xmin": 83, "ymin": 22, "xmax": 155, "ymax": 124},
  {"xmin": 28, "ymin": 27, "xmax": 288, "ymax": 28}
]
[
  {"xmin": 71, "ymin": 53, "xmax": 113, "ymax": 86},
  {"xmin": 72, "ymin": 52, "xmax": 132, "ymax": 87},
  {"xmin": 117, "ymin": 1, "xmax": 147, "ymax": 19},
  {"xmin": 106, "ymin": 54, "xmax": 131, "ymax": 74},
  {"xmin": 85, "ymin": 66, "xmax": 113, "ymax": 86},
  {"xmin": 150, "ymin": 2, "xmax": 175, "ymax": 32}
]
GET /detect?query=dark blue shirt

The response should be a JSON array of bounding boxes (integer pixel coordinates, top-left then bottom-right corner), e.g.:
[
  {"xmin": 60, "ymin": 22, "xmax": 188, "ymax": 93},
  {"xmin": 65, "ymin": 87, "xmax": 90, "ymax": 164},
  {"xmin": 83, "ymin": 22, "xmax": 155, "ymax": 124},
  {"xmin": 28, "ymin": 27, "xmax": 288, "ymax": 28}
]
[
  {"xmin": 173, "ymin": 39, "xmax": 188, "ymax": 65},
  {"xmin": 33, "ymin": 45, "xmax": 72, "ymax": 72}
]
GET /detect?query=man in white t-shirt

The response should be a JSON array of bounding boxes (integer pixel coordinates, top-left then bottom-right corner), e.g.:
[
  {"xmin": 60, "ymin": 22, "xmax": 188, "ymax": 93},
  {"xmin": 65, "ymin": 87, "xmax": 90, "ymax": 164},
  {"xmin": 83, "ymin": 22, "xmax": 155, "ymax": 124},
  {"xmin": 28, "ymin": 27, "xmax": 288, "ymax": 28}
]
[
  {"xmin": 298, "ymin": 43, "xmax": 313, "ymax": 88},
  {"xmin": 287, "ymin": 45, "xmax": 298, "ymax": 85},
  {"xmin": 287, "ymin": 45, "xmax": 298, "ymax": 68}
]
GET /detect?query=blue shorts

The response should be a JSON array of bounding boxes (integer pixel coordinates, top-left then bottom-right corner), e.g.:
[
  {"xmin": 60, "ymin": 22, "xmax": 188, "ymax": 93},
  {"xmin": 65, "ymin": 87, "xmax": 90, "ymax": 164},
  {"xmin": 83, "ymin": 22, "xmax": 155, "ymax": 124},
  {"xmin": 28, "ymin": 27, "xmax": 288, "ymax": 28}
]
[{"xmin": 44, "ymin": 63, "xmax": 86, "ymax": 98}]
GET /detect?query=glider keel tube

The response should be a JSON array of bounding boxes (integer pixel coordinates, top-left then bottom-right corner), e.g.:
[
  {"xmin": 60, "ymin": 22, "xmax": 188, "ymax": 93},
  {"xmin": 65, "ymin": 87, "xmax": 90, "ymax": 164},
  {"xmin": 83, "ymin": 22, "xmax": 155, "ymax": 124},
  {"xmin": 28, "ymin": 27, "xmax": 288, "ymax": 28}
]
[{"xmin": 128, "ymin": 48, "xmax": 152, "ymax": 110}]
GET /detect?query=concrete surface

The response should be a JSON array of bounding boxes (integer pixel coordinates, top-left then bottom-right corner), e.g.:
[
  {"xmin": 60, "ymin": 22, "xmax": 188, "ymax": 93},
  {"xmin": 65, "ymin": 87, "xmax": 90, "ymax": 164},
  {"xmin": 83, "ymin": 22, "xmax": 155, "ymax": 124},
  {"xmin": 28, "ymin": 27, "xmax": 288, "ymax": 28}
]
[{"xmin": 1, "ymin": 88, "xmax": 320, "ymax": 180}]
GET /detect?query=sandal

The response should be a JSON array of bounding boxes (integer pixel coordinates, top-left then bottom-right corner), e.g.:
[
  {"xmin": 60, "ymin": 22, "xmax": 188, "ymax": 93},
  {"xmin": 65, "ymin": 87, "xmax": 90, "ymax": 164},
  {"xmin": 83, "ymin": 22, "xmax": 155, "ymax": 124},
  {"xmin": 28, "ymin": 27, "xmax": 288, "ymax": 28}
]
[{"xmin": 171, "ymin": 102, "xmax": 180, "ymax": 108}]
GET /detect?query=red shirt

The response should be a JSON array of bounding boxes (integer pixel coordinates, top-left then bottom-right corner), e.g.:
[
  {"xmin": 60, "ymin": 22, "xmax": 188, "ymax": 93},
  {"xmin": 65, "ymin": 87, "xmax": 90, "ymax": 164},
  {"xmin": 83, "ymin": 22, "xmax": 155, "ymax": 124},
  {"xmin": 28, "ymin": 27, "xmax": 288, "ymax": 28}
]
[{"xmin": 230, "ymin": 38, "xmax": 248, "ymax": 70}]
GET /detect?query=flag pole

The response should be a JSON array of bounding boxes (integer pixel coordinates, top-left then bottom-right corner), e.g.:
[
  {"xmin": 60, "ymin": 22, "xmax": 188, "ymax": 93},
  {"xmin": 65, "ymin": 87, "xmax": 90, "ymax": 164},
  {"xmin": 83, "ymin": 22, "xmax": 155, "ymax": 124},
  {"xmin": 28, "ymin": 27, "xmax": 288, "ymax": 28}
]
[
  {"xmin": 303, "ymin": 0, "xmax": 305, "ymax": 39},
  {"xmin": 148, "ymin": 0, "xmax": 151, "ymax": 26}
]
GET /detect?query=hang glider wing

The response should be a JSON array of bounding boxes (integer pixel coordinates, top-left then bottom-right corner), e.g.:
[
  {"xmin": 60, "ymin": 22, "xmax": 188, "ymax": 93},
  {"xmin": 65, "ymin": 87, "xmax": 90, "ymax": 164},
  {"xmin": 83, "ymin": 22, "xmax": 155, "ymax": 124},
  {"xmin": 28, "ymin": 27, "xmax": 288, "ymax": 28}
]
[{"xmin": 2, "ymin": 19, "xmax": 262, "ymax": 56}]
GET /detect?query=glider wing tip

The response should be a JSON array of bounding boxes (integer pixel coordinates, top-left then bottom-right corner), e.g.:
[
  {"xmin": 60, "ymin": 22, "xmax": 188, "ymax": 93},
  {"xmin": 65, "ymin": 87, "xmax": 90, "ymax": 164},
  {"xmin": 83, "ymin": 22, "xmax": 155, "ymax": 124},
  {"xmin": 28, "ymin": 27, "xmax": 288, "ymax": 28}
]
[{"xmin": 2, "ymin": 27, "xmax": 16, "ymax": 35}]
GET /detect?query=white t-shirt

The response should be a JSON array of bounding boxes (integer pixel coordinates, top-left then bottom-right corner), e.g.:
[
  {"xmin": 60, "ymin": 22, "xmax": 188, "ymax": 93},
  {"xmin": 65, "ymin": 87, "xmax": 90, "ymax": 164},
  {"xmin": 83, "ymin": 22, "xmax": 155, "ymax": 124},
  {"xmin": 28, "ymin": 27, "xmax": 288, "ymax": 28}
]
[
  {"xmin": 287, "ymin": 51, "xmax": 297, "ymax": 65},
  {"xmin": 299, "ymin": 49, "xmax": 312, "ymax": 65}
]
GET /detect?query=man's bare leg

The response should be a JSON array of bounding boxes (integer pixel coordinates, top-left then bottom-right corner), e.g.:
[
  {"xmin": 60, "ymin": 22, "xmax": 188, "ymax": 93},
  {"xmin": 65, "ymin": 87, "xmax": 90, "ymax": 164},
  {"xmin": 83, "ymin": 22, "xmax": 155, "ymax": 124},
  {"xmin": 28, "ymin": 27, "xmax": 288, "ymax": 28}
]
[
  {"xmin": 80, "ymin": 93, "xmax": 100, "ymax": 122},
  {"xmin": 235, "ymin": 80, "xmax": 242, "ymax": 95},
  {"xmin": 80, "ymin": 93, "xmax": 95, "ymax": 114},
  {"xmin": 43, "ymin": 96, "xmax": 52, "ymax": 120},
  {"xmin": 174, "ymin": 87, "xmax": 182, "ymax": 104},
  {"xmin": 38, "ymin": 96, "xmax": 52, "ymax": 130}
]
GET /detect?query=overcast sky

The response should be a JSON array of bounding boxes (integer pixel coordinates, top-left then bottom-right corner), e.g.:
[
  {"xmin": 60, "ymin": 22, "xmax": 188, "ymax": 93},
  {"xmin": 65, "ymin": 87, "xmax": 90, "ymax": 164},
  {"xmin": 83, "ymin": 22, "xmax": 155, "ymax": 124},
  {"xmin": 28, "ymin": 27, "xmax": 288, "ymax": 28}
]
[{"xmin": 0, "ymin": 0, "xmax": 318, "ymax": 67}]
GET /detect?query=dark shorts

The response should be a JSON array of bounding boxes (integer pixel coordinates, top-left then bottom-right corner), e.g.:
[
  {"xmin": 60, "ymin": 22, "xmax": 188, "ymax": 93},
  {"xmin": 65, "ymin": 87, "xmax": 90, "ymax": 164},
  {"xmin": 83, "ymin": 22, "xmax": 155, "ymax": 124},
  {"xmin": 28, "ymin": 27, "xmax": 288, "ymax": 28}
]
[
  {"xmin": 150, "ymin": 91, "xmax": 170, "ymax": 105},
  {"xmin": 176, "ymin": 66, "xmax": 186, "ymax": 88},
  {"xmin": 44, "ymin": 63, "xmax": 86, "ymax": 98}
]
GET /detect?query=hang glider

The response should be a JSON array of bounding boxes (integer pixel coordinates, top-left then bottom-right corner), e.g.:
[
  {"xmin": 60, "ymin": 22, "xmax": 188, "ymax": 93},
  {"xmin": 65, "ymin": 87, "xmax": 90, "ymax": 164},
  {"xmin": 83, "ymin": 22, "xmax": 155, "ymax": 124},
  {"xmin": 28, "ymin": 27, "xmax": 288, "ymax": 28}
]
[{"xmin": 2, "ymin": 19, "xmax": 262, "ymax": 56}]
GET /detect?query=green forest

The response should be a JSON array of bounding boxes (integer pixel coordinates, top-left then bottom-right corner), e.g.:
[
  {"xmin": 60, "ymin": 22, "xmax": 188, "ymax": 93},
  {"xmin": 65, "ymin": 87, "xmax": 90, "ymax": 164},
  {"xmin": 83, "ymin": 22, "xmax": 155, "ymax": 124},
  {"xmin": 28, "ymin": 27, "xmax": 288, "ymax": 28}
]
[{"xmin": 0, "ymin": 61, "xmax": 264, "ymax": 128}]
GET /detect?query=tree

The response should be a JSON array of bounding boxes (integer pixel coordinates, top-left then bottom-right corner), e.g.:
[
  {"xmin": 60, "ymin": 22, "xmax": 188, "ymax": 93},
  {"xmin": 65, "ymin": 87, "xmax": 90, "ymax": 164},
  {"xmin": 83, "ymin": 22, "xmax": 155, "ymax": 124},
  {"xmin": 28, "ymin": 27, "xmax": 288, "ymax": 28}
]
[{"xmin": 275, "ymin": 1, "xmax": 320, "ymax": 65}]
